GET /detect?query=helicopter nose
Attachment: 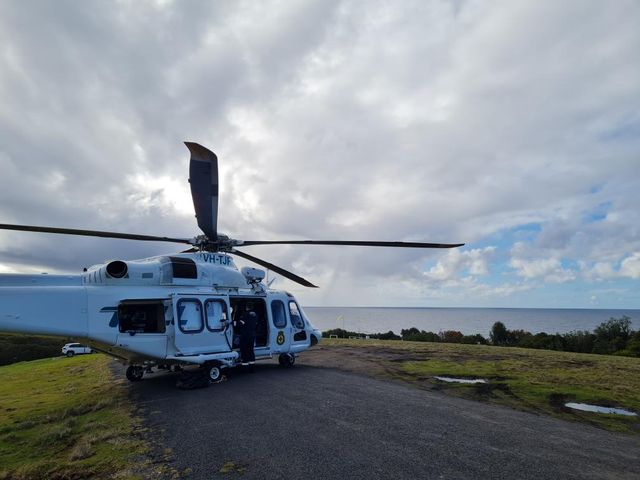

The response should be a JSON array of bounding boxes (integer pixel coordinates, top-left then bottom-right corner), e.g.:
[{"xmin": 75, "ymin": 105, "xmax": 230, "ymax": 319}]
[{"xmin": 310, "ymin": 329, "xmax": 321, "ymax": 346}]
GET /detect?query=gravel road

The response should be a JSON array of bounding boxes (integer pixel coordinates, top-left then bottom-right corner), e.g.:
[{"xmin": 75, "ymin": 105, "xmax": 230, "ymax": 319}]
[{"xmin": 128, "ymin": 360, "xmax": 639, "ymax": 480}]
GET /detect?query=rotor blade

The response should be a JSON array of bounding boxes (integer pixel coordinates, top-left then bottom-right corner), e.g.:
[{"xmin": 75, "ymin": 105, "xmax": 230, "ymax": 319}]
[
  {"xmin": 238, "ymin": 240, "xmax": 465, "ymax": 248},
  {"xmin": 231, "ymin": 248, "xmax": 318, "ymax": 288},
  {"xmin": 185, "ymin": 142, "xmax": 218, "ymax": 241},
  {"xmin": 0, "ymin": 223, "xmax": 192, "ymax": 244}
]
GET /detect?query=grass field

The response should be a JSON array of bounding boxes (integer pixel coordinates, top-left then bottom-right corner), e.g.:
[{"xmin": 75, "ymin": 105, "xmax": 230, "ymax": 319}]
[
  {"xmin": 0, "ymin": 355, "xmax": 146, "ymax": 480},
  {"xmin": 318, "ymin": 339, "xmax": 640, "ymax": 433}
]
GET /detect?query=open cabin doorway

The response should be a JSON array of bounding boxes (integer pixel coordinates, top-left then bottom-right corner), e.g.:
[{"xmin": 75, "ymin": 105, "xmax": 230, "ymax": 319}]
[{"xmin": 230, "ymin": 297, "xmax": 268, "ymax": 348}]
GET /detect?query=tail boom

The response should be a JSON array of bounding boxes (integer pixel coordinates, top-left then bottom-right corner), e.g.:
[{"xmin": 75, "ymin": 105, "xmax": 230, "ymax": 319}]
[{"xmin": 0, "ymin": 284, "xmax": 89, "ymax": 337}]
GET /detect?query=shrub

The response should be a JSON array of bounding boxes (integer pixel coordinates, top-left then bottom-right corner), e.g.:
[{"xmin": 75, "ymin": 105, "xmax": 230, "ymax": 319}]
[
  {"xmin": 323, "ymin": 328, "xmax": 360, "ymax": 338},
  {"xmin": 401, "ymin": 327, "xmax": 420, "ymax": 337},
  {"xmin": 372, "ymin": 330, "xmax": 401, "ymax": 340},
  {"xmin": 460, "ymin": 334, "xmax": 487, "ymax": 345},
  {"xmin": 322, "ymin": 328, "xmax": 401, "ymax": 340},
  {"xmin": 440, "ymin": 330, "xmax": 464, "ymax": 343},
  {"xmin": 561, "ymin": 330, "xmax": 595, "ymax": 353},
  {"xmin": 518, "ymin": 332, "xmax": 563, "ymax": 350},
  {"xmin": 616, "ymin": 331, "xmax": 640, "ymax": 357},
  {"xmin": 592, "ymin": 316, "xmax": 632, "ymax": 354},
  {"xmin": 402, "ymin": 330, "xmax": 440, "ymax": 342},
  {"xmin": 507, "ymin": 329, "xmax": 532, "ymax": 346},
  {"xmin": 490, "ymin": 322, "xmax": 509, "ymax": 346}
]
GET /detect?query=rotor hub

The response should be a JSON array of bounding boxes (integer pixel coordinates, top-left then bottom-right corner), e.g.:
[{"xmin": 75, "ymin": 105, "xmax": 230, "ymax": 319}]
[{"xmin": 190, "ymin": 233, "xmax": 243, "ymax": 252}]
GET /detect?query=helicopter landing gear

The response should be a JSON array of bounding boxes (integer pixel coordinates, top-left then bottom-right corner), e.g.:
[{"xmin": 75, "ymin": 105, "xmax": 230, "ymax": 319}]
[
  {"xmin": 176, "ymin": 362, "xmax": 223, "ymax": 390},
  {"xmin": 125, "ymin": 365, "xmax": 144, "ymax": 382},
  {"xmin": 206, "ymin": 363, "xmax": 223, "ymax": 383},
  {"xmin": 278, "ymin": 353, "xmax": 295, "ymax": 367}
]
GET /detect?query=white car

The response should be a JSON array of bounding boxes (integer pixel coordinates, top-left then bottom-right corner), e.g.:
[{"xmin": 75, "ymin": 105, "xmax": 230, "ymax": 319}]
[{"xmin": 62, "ymin": 343, "xmax": 92, "ymax": 357}]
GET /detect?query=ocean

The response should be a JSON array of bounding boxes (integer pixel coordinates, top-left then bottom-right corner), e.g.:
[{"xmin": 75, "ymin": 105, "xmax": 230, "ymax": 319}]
[{"xmin": 303, "ymin": 307, "xmax": 640, "ymax": 336}]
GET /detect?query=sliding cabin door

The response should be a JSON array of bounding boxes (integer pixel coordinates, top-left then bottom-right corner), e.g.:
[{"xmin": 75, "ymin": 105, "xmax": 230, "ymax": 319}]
[{"xmin": 172, "ymin": 294, "xmax": 232, "ymax": 355}]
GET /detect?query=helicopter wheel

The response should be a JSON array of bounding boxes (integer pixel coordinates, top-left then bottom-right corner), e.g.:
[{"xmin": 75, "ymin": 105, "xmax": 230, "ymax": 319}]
[
  {"xmin": 204, "ymin": 362, "xmax": 223, "ymax": 383},
  {"xmin": 278, "ymin": 353, "xmax": 295, "ymax": 367},
  {"xmin": 125, "ymin": 365, "xmax": 144, "ymax": 382}
]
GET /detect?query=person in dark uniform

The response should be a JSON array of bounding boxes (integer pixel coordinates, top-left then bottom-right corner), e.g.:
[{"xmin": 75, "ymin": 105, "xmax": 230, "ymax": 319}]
[{"xmin": 238, "ymin": 303, "xmax": 257, "ymax": 366}]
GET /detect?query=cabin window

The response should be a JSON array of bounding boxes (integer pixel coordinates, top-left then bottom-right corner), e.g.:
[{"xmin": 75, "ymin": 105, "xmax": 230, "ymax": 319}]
[
  {"xmin": 205, "ymin": 299, "xmax": 228, "ymax": 332},
  {"xmin": 118, "ymin": 301, "xmax": 166, "ymax": 334},
  {"xmin": 289, "ymin": 301, "xmax": 304, "ymax": 329},
  {"xmin": 177, "ymin": 299, "xmax": 204, "ymax": 333},
  {"xmin": 271, "ymin": 300, "xmax": 287, "ymax": 328},
  {"xmin": 169, "ymin": 256, "xmax": 198, "ymax": 279}
]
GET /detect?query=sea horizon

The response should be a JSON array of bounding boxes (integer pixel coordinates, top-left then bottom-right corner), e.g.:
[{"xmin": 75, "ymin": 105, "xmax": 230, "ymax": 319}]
[
  {"xmin": 306, "ymin": 305, "xmax": 639, "ymax": 311},
  {"xmin": 304, "ymin": 306, "xmax": 640, "ymax": 336}
]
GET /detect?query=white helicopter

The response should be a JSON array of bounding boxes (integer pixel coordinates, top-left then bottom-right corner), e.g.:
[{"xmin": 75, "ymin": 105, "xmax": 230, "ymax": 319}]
[{"xmin": 0, "ymin": 142, "xmax": 463, "ymax": 388}]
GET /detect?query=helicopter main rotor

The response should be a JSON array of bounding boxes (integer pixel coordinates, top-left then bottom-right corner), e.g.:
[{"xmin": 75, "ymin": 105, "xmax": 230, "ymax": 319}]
[{"xmin": 0, "ymin": 142, "xmax": 464, "ymax": 288}]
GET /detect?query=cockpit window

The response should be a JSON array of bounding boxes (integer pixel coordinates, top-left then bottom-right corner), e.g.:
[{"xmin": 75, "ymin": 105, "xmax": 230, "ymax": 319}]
[
  {"xmin": 288, "ymin": 301, "xmax": 304, "ymax": 329},
  {"xmin": 271, "ymin": 300, "xmax": 287, "ymax": 328}
]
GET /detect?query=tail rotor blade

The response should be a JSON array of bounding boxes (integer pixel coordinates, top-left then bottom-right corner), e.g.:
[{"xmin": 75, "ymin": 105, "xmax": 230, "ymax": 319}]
[
  {"xmin": 231, "ymin": 248, "xmax": 318, "ymax": 288},
  {"xmin": 185, "ymin": 142, "xmax": 218, "ymax": 241}
]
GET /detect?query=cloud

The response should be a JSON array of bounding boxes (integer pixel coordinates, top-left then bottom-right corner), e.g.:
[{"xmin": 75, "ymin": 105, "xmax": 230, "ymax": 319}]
[
  {"xmin": 509, "ymin": 242, "xmax": 576, "ymax": 283},
  {"xmin": 0, "ymin": 0, "xmax": 639, "ymax": 307},
  {"xmin": 620, "ymin": 253, "xmax": 640, "ymax": 279},
  {"xmin": 423, "ymin": 247, "xmax": 496, "ymax": 281},
  {"xmin": 582, "ymin": 252, "xmax": 640, "ymax": 281}
]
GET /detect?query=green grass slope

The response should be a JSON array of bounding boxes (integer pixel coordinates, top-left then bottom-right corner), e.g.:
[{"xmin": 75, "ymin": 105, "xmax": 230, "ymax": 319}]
[{"xmin": 0, "ymin": 355, "xmax": 146, "ymax": 480}]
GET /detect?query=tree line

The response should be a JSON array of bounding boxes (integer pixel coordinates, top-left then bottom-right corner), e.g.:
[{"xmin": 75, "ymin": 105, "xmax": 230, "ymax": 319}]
[
  {"xmin": 2, "ymin": 316, "xmax": 637, "ymax": 367},
  {"xmin": 322, "ymin": 316, "xmax": 640, "ymax": 357},
  {"xmin": 0, "ymin": 333, "xmax": 71, "ymax": 366}
]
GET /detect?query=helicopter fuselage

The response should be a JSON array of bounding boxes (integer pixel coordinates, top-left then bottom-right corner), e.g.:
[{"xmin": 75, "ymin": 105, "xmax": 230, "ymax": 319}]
[{"xmin": 0, "ymin": 252, "xmax": 321, "ymax": 370}]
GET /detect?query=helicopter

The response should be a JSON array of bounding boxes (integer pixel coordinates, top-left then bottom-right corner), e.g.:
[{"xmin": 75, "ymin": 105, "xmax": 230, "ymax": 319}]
[{"xmin": 0, "ymin": 142, "xmax": 464, "ymax": 388}]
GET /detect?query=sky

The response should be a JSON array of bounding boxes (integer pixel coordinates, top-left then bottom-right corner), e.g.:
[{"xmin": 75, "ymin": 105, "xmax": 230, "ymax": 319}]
[{"xmin": 0, "ymin": 0, "xmax": 638, "ymax": 309}]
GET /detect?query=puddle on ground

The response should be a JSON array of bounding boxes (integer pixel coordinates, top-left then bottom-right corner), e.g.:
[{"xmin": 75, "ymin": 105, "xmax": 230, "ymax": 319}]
[
  {"xmin": 564, "ymin": 402, "xmax": 637, "ymax": 417},
  {"xmin": 434, "ymin": 376, "xmax": 487, "ymax": 384}
]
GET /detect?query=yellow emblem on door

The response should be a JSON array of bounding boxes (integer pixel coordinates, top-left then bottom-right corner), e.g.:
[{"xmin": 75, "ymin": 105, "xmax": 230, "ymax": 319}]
[{"xmin": 276, "ymin": 331, "xmax": 285, "ymax": 345}]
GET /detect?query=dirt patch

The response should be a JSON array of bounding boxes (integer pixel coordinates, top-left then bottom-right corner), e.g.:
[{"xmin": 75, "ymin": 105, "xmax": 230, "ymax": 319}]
[
  {"xmin": 302, "ymin": 345, "xmax": 524, "ymax": 407},
  {"xmin": 301, "ymin": 345, "xmax": 502, "ymax": 387},
  {"xmin": 302, "ymin": 345, "xmax": 469, "ymax": 391},
  {"xmin": 301, "ymin": 346, "xmax": 392, "ymax": 378},
  {"xmin": 473, "ymin": 382, "xmax": 513, "ymax": 398},
  {"xmin": 560, "ymin": 360, "xmax": 597, "ymax": 368},
  {"xmin": 388, "ymin": 356, "xmax": 431, "ymax": 363}
]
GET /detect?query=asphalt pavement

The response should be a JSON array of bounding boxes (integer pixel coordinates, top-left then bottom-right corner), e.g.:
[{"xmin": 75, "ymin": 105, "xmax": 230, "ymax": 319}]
[{"xmin": 127, "ymin": 362, "xmax": 640, "ymax": 479}]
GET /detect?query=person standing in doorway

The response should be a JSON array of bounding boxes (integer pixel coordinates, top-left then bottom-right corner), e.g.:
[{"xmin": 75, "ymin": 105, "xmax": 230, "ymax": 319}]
[{"xmin": 239, "ymin": 303, "xmax": 257, "ymax": 367}]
